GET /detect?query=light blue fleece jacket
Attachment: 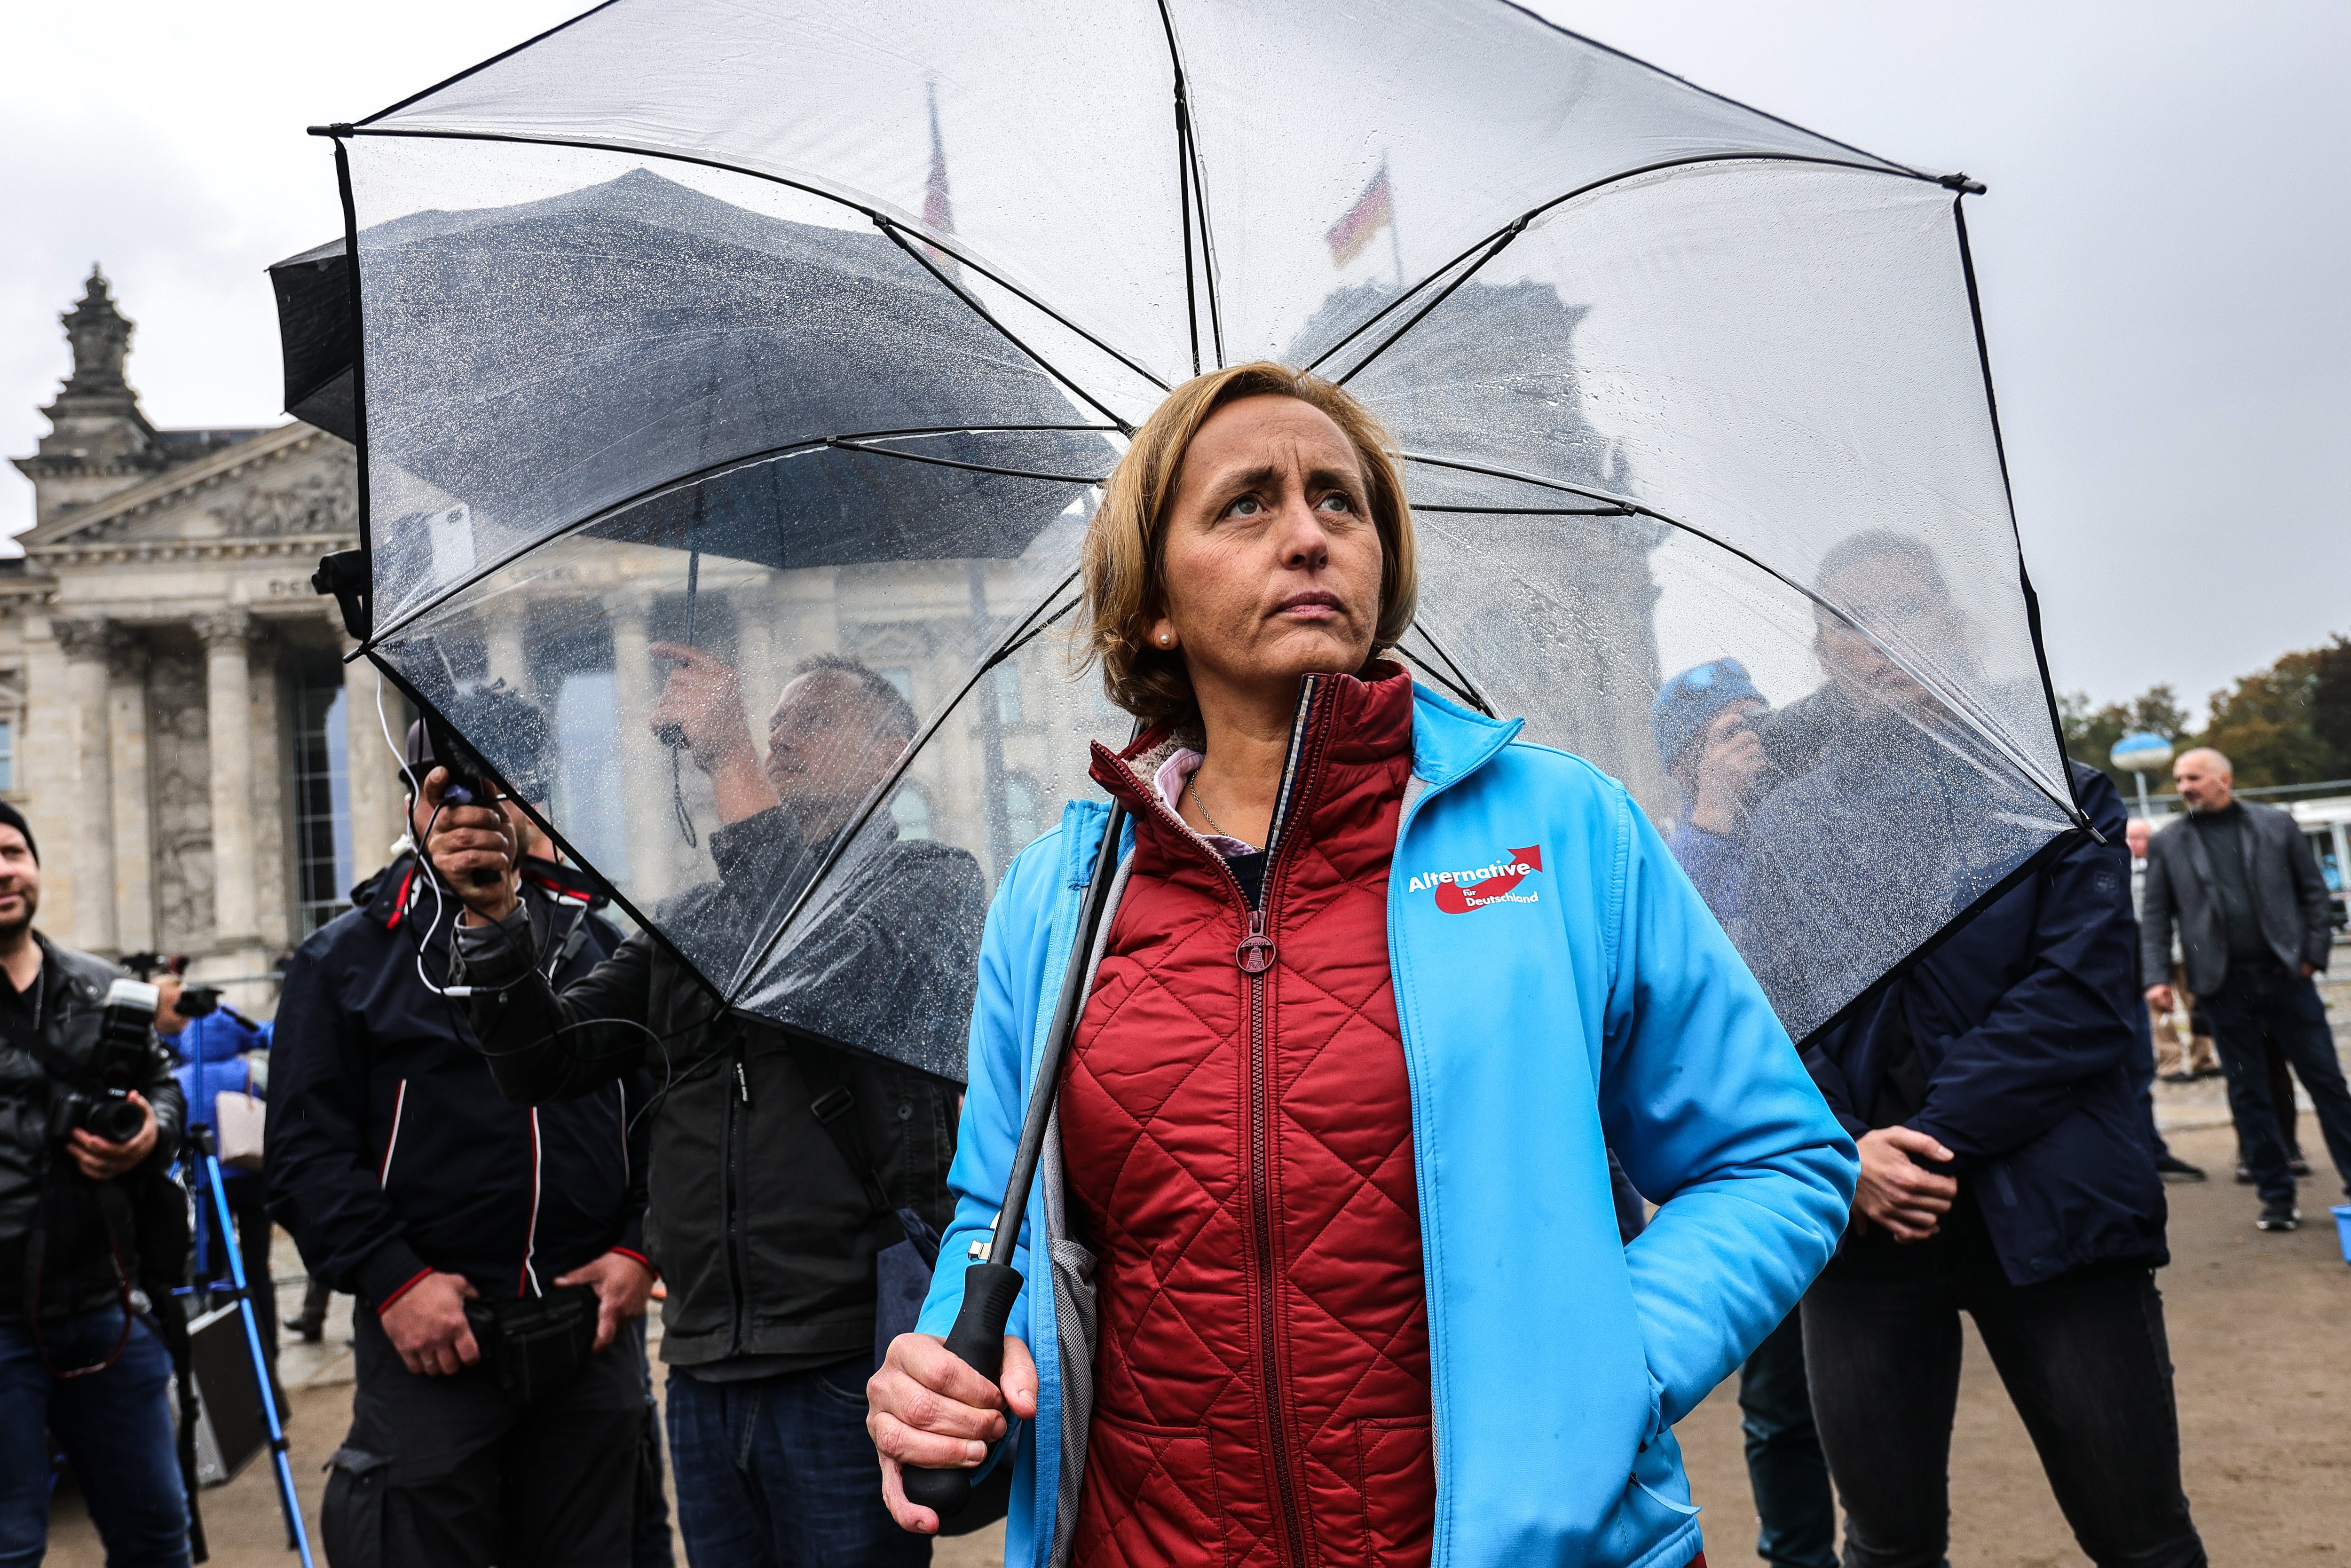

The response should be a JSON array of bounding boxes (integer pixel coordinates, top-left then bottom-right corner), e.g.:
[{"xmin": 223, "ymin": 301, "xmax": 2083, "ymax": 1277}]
[{"xmin": 918, "ymin": 683, "xmax": 1855, "ymax": 1568}]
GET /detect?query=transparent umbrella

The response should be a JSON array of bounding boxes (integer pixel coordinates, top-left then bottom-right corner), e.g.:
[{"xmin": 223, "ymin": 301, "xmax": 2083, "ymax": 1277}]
[{"xmin": 304, "ymin": 0, "xmax": 2085, "ymax": 1083}]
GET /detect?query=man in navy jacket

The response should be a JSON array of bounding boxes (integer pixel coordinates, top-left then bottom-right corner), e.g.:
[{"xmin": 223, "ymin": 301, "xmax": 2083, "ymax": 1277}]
[
  {"xmin": 1789, "ymin": 758, "xmax": 2204, "ymax": 1566},
  {"xmin": 266, "ymin": 709, "xmax": 656, "ymax": 1568},
  {"xmin": 1737, "ymin": 530, "xmax": 2204, "ymax": 1568}
]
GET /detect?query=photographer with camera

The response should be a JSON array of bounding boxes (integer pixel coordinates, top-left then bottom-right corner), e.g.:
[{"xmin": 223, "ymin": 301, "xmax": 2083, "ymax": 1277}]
[
  {"xmin": 0, "ymin": 802, "xmax": 195, "ymax": 1566},
  {"xmin": 266, "ymin": 693, "xmax": 663, "ymax": 1568}
]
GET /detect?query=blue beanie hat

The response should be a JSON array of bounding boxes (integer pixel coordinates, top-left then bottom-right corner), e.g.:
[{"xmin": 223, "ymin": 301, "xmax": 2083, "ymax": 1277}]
[{"xmin": 1651, "ymin": 658, "xmax": 1765, "ymax": 769}]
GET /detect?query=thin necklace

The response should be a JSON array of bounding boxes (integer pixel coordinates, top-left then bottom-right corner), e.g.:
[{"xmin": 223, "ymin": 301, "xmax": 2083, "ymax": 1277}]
[{"xmin": 1188, "ymin": 776, "xmax": 1259, "ymax": 851}]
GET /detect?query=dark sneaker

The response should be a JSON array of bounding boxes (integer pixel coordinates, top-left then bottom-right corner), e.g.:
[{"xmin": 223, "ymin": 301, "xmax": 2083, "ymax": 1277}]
[
  {"xmin": 283, "ymin": 1315, "xmax": 324, "ymax": 1345},
  {"xmin": 2289, "ymin": 1157, "xmax": 2312, "ymax": 1178},
  {"xmin": 2235, "ymin": 1164, "xmax": 2255, "ymax": 1185},
  {"xmin": 2256, "ymin": 1200, "xmax": 2301, "ymax": 1232},
  {"xmin": 2155, "ymin": 1154, "xmax": 2208, "ymax": 1183}
]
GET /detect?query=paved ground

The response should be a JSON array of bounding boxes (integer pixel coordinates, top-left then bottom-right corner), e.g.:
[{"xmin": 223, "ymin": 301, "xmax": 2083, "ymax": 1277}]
[{"xmin": 46, "ymin": 990, "xmax": 2351, "ymax": 1566}]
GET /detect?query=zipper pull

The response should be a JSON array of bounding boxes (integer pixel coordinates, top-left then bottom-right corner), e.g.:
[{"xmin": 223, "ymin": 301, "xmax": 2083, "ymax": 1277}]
[
  {"xmin": 1235, "ymin": 905, "xmax": 1276, "ymax": 975},
  {"xmin": 734, "ymin": 1059, "xmax": 752, "ymax": 1106}
]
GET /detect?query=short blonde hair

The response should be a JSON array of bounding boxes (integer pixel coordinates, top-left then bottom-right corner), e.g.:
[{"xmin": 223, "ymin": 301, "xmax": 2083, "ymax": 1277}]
[{"xmin": 1081, "ymin": 362, "xmax": 1417, "ymax": 731}]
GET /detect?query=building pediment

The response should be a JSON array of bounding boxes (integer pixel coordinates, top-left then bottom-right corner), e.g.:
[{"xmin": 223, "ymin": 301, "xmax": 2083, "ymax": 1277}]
[{"xmin": 22, "ymin": 422, "xmax": 358, "ymax": 562}]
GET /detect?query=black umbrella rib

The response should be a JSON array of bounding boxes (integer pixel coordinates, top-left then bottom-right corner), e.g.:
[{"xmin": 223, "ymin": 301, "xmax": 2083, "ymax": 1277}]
[
  {"xmin": 1488, "ymin": 0, "xmax": 1930, "ymax": 181},
  {"xmin": 1330, "ymin": 150, "xmax": 1957, "ymax": 390},
  {"xmin": 1404, "ymin": 622, "xmax": 1496, "ymax": 717},
  {"xmin": 721, "ymin": 571, "xmax": 1084, "ymax": 999},
  {"xmin": 826, "ymin": 437, "xmax": 1109, "ymax": 487},
  {"xmin": 362, "ymin": 425, "xmax": 1114, "ymax": 650},
  {"xmin": 331, "ymin": 139, "xmax": 374, "ymax": 605},
  {"xmin": 1397, "ymin": 450, "xmax": 2090, "ymax": 830},
  {"xmin": 1412, "ymin": 504, "xmax": 1633, "ymax": 515},
  {"xmin": 1949, "ymin": 194, "xmax": 2073, "ymax": 815},
  {"xmin": 1155, "ymin": 0, "xmax": 1223, "ymax": 370},
  {"xmin": 352, "ymin": 0, "xmax": 626, "ymax": 126},
  {"xmin": 1389, "ymin": 636, "xmax": 1494, "ymax": 718},
  {"xmin": 872, "ymin": 222, "xmax": 1134, "ymax": 432},
  {"xmin": 330, "ymin": 125, "xmax": 1162, "ymax": 407},
  {"xmin": 1300, "ymin": 249, "xmax": 1486, "ymax": 379}
]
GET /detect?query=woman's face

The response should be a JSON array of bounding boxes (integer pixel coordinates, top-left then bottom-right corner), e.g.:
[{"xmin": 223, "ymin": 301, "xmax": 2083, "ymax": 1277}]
[{"xmin": 1149, "ymin": 394, "xmax": 1385, "ymax": 705}]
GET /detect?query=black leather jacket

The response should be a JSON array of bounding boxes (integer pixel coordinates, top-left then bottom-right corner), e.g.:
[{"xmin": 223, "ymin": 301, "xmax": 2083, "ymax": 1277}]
[{"xmin": 0, "ymin": 935, "xmax": 186, "ymax": 1321}]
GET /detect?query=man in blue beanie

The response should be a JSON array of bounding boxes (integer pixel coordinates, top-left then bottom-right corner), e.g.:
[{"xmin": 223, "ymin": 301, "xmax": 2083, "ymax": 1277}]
[
  {"xmin": 1651, "ymin": 658, "xmax": 1771, "ymax": 924},
  {"xmin": 1652, "ymin": 658, "xmax": 1835, "ymax": 1568}
]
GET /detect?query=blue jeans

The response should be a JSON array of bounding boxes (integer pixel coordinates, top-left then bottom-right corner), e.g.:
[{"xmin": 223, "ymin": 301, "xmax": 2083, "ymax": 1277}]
[
  {"xmin": 665, "ymin": 1357, "xmax": 929, "ymax": 1568},
  {"xmin": 0, "ymin": 1308, "xmax": 189, "ymax": 1568},
  {"xmin": 1738, "ymin": 1310, "xmax": 1836, "ymax": 1568}
]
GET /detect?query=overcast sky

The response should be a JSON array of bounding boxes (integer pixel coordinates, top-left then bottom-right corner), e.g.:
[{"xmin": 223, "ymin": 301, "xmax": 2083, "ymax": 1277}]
[{"xmin": 6, "ymin": 1, "xmax": 2344, "ymax": 717}]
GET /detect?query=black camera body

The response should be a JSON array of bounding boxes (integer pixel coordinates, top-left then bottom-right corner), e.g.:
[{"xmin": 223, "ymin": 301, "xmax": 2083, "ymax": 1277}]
[{"xmin": 47, "ymin": 978, "xmax": 161, "ymax": 1148}]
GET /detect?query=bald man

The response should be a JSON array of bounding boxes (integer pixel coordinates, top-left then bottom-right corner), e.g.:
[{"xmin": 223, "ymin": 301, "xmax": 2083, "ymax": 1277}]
[{"xmin": 2140, "ymin": 748, "xmax": 2351, "ymax": 1231}]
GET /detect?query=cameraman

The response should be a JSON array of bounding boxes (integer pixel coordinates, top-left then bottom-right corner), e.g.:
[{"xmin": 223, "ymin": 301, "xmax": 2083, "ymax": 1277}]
[
  {"xmin": 0, "ymin": 802, "xmax": 193, "ymax": 1566},
  {"xmin": 267, "ymin": 697, "xmax": 659, "ymax": 1568}
]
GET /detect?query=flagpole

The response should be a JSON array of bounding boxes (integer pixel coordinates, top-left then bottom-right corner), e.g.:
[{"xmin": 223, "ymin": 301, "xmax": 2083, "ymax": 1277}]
[{"xmin": 1384, "ymin": 154, "xmax": 1405, "ymax": 289}]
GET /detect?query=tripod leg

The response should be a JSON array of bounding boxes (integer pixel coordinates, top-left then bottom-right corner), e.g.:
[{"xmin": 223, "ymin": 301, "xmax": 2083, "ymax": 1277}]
[{"xmin": 203, "ymin": 1150, "xmax": 316, "ymax": 1566}]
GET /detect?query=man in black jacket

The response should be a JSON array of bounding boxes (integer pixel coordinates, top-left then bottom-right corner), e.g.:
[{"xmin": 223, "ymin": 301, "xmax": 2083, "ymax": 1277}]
[
  {"xmin": 432, "ymin": 650, "xmax": 984, "ymax": 1568},
  {"xmin": 266, "ymin": 704, "xmax": 657, "ymax": 1568},
  {"xmin": 2141, "ymin": 746, "xmax": 2351, "ymax": 1231},
  {"xmin": 0, "ymin": 802, "xmax": 193, "ymax": 1566}
]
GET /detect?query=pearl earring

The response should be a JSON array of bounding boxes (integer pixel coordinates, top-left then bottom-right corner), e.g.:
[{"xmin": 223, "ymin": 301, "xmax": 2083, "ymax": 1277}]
[{"xmin": 1155, "ymin": 629, "xmax": 1176, "ymax": 649}]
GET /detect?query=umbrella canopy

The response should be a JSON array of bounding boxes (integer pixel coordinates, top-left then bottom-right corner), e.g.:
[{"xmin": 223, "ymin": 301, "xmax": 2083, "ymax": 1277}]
[{"xmin": 315, "ymin": 0, "xmax": 2083, "ymax": 1077}]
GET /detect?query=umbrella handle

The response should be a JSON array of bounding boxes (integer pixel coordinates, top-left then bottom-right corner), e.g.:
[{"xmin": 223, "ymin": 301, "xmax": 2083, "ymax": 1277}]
[{"xmin": 901, "ymin": 1261, "xmax": 1025, "ymax": 1518}]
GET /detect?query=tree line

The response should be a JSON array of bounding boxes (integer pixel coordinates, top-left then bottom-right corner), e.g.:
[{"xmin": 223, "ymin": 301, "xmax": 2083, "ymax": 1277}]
[{"xmin": 2063, "ymin": 633, "xmax": 2351, "ymax": 796}]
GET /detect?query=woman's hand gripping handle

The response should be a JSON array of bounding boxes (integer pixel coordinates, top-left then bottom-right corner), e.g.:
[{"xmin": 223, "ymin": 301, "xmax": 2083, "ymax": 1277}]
[{"xmin": 870, "ymin": 1263, "xmax": 1032, "ymax": 1532}]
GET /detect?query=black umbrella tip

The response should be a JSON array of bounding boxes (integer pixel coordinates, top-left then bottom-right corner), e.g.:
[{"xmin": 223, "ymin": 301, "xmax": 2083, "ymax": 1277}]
[
  {"xmin": 307, "ymin": 123, "xmax": 356, "ymax": 139},
  {"xmin": 1937, "ymin": 172, "xmax": 1988, "ymax": 196}
]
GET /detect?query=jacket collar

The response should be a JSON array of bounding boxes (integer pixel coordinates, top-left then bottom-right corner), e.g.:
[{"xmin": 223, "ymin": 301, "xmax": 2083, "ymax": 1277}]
[
  {"xmin": 1406, "ymin": 680, "xmax": 1522, "ymax": 793},
  {"xmin": 1068, "ymin": 671, "xmax": 1523, "ymax": 858}
]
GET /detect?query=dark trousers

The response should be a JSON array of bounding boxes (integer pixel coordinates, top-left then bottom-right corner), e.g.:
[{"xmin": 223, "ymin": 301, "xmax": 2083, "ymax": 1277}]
[
  {"xmin": 323, "ymin": 1301, "xmax": 645, "ymax": 1568},
  {"xmin": 665, "ymin": 1357, "xmax": 929, "ymax": 1568},
  {"xmin": 1802, "ymin": 1197, "xmax": 2202, "ymax": 1568},
  {"xmin": 0, "ymin": 1307, "xmax": 189, "ymax": 1568},
  {"xmin": 2202, "ymin": 963, "xmax": 2351, "ymax": 1205},
  {"xmin": 1738, "ymin": 1310, "xmax": 1836, "ymax": 1568}
]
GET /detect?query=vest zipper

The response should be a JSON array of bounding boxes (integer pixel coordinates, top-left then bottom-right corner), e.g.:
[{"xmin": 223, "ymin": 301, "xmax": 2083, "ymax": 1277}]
[
  {"xmin": 1245, "ymin": 679, "xmax": 1321, "ymax": 1568},
  {"xmin": 1114, "ymin": 677, "xmax": 1325, "ymax": 1568}
]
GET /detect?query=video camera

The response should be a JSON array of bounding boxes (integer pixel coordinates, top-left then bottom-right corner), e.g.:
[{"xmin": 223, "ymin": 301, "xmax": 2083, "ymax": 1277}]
[{"xmin": 47, "ymin": 978, "xmax": 162, "ymax": 1147}]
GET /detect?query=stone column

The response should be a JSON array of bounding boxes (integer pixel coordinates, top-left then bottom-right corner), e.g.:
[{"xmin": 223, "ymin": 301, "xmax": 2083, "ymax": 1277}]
[
  {"xmin": 196, "ymin": 611, "xmax": 259, "ymax": 952},
  {"xmin": 341, "ymin": 642, "xmax": 407, "ymax": 870},
  {"xmin": 104, "ymin": 630, "xmax": 154, "ymax": 956},
  {"xmin": 607, "ymin": 591, "xmax": 669, "ymax": 901},
  {"xmin": 50, "ymin": 620, "xmax": 117, "ymax": 954}
]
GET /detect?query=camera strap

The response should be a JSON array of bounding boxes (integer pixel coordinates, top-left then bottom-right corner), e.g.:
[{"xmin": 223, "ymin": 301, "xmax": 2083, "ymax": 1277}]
[
  {"xmin": 793, "ymin": 1040, "xmax": 930, "ymax": 1263},
  {"xmin": 22, "ymin": 1174, "xmax": 139, "ymax": 1378}
]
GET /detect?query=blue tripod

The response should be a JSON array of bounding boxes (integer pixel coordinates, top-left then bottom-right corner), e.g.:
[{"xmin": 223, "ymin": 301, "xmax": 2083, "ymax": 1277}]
[{"xmin": 183, "ymin": 1042, "xmax": 314, "ymax": 1564}]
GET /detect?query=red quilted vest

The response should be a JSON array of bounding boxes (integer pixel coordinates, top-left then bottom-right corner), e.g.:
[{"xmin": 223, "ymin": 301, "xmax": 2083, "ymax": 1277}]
[{"xmin": 1060, "ymin": 666, "xmax": 1433, "ymax": 1568}]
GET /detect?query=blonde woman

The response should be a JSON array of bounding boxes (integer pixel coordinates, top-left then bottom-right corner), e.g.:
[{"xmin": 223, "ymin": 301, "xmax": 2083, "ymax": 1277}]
[{"xmin": 868, "ymin": 363, "xmax": 1854, "ymax": 1568}]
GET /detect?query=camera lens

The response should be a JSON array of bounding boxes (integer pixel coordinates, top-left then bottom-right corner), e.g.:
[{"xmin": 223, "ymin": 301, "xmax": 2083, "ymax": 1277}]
[{"xmin": 84, "ymin": 1097, "xmax": 147, "ymax": 1145}]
